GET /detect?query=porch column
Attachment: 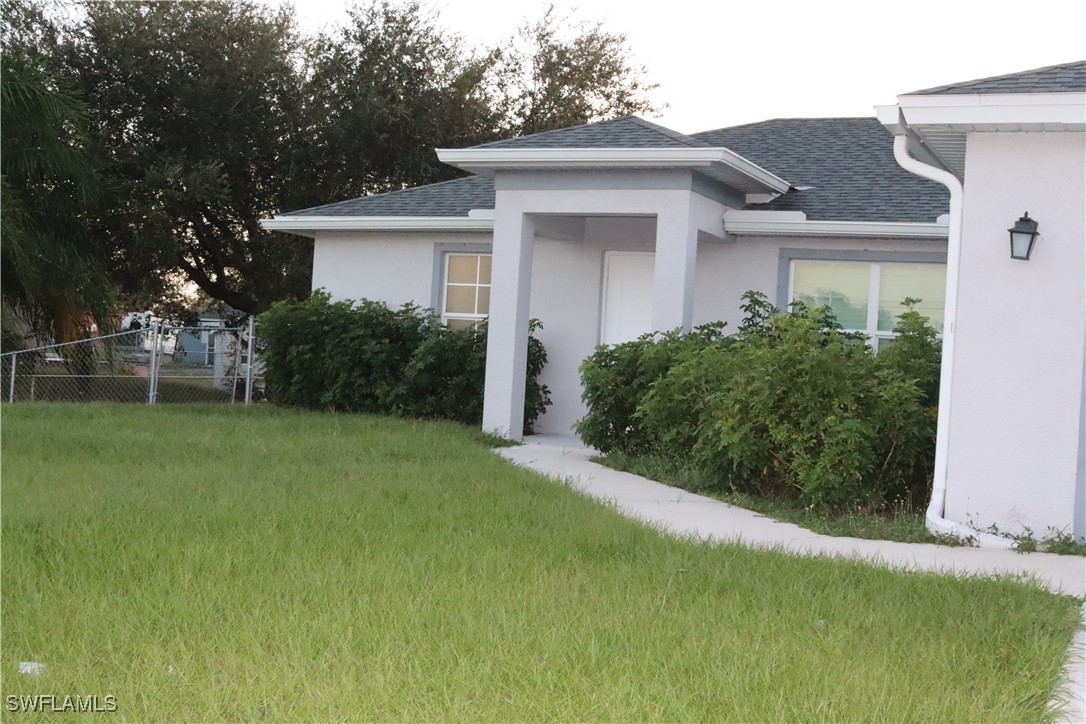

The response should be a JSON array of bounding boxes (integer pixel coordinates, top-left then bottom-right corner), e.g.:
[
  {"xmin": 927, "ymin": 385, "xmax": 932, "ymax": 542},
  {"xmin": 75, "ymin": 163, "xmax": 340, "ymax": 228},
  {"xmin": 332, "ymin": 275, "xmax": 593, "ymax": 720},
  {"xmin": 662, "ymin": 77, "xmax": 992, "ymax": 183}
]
[
  {"xmin": 482, "ymin": 209, "xmax": 535, "ymax": 440},
  {"xmin": 652, "ymin": 196, "xmax": 698, "ymax": 333}
]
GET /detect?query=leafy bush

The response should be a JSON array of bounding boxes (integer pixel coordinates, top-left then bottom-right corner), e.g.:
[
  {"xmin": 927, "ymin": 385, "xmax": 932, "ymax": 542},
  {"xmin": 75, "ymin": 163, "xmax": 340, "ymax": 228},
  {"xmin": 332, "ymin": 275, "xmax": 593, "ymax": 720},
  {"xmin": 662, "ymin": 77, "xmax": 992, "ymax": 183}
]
[
  {"xmin": 577, "ymin": 291, "xmax": 942, "ymax": 510},
  {"xmin": 700, "ymin": 308, "xmax": 930, "ymax": 507},
  {"xmin": 259, "ymin": 291, "xmax": 436, "ymax": 411},
  {"xmin": 395, "ymin": 319, "xmax": 551, "ymax": 432},
  {"xmin": 575, "ymin": 322, "xmax": 727, "ymax": 454},
  {"xmin": 260, "ymin": 291, "xmax": 550, "ymax": 432},
  {"xmin": 876, "ymin": 298, "xmax": 942, "ymax": 407},
  {"xmin": 635, "ymin": 343, "xmax": 737, "ymax": 457}
]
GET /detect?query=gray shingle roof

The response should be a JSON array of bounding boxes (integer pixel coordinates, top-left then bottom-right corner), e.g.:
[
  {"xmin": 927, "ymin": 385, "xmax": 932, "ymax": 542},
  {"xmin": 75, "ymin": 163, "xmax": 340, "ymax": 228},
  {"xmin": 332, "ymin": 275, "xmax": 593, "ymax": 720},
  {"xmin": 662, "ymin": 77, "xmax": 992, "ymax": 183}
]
[
  {"xmin": 473, "ymin": 116, "xmax": 709, "ymax": 149},
  {"xmin": 693, "ymin": 118, "xmax": 948, "ymax": 223},
  {"xmin": 283, "ymin": 175, "xmax": 494, "ymax": 217},
  {"xmin": 281, "ymin": 117, "xmax": 948, "ymax": 224},
  {"xmin": 906, "ymin": 60, "xmax": 1085, "ymax": 95}
]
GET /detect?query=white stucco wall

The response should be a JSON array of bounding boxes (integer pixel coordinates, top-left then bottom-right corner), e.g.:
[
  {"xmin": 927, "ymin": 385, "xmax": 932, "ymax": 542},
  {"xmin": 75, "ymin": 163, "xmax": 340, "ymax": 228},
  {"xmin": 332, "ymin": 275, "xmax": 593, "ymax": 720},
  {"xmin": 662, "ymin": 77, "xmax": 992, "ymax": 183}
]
[
  {"xmin": 311, "ymin": 230, "xmax": 493, "ymax": 309},
  {"xmin": 944, "ymin": 131, "xmax": 1086, "ymax": 538}
]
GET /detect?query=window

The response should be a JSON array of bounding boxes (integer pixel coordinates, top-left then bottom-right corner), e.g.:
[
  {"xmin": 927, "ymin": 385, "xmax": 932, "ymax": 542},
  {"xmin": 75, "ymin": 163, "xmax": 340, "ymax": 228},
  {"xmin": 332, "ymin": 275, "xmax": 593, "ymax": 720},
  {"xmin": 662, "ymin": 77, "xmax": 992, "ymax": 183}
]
[
  {"xmin": 443, "ymin": 253, "xmax": 492, "ymax": 330},
  {"xmin": 789, "ymin": 260, "xmax": 946, "ymax": 350}
]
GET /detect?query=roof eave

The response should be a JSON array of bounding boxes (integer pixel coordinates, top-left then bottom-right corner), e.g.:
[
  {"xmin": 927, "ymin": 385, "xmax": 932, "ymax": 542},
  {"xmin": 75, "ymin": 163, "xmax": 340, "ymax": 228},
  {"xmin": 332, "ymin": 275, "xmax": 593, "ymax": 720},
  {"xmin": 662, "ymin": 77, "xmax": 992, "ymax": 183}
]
[
  {"xmin": 892, "ymin": 92, "xmax": 1086, "ymax": 129},
  {"xmin": 436, "ymin": 147, "xmax": 791, "ymax": 194},
  {"xmin": 878, "ymin": 91, "xmax": 1085, "ymax": 181},
  {"xmin": 260, "ymin": 215, "xmax": 496, "ymax": 238}
]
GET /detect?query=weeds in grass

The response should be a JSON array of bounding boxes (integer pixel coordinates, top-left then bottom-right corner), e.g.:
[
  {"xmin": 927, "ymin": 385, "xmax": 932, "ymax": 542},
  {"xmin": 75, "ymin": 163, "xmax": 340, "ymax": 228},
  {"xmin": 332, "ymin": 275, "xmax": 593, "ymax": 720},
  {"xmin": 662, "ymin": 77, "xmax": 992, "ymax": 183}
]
[{"xmin": 984, "ymin": 525, "xmax": 1086, "ymax": 556}]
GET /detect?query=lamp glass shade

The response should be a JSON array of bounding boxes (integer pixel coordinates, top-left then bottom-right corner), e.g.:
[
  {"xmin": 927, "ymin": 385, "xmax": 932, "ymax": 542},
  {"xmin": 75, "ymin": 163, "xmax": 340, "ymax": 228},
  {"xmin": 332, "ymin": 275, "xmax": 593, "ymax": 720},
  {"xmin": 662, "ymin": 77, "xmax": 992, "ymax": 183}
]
[{"xmin": 1008, "ymin": 213, "xmax": 1039, "ymax": 260}]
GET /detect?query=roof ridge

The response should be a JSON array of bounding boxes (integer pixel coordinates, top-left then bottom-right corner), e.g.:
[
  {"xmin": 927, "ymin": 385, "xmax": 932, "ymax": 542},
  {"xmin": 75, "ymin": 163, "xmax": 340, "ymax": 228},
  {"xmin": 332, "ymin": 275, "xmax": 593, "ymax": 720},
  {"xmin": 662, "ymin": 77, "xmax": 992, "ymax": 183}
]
[
  {"xmin": 471, "ymin": 115, "xmax": 704, "ymax": 149},
  {"xmin": 623, "ymin": 116, "xmax": 707, "ymax": 147},
  {"xmin": 474, "ymin": 115, "xmax": 632, "ymax": 148}
]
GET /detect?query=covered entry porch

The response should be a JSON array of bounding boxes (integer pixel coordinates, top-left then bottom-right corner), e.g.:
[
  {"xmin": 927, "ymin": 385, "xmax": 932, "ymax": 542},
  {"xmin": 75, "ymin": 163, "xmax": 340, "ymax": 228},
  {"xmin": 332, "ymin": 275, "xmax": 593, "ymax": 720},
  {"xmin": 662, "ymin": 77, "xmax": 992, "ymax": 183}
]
[
  {"xmin": 435, "ymin": 144, "xmax": 791, "ymax": 440},
  {"xmin": 466, "ymin": 173, "xmax": 740, "ymax": 438}
]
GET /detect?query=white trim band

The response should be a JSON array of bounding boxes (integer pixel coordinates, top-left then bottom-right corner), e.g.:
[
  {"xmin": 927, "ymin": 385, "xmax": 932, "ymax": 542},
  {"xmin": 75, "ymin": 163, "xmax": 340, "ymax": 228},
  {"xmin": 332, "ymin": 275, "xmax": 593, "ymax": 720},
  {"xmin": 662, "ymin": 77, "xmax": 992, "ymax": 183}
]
[{"xmin": 724, "ymin": 211, "xmax": 949, "ymax": 239}]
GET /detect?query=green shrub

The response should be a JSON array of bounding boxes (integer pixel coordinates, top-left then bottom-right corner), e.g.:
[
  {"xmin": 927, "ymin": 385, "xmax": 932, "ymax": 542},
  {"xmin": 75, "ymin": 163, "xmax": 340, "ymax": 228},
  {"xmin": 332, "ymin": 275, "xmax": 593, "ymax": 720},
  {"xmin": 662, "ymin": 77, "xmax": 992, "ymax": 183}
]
[
  {"xmin": 636, "ymin": 343, "xmax": 737, "ymax": 456},
  {"xmin": 876, "ymin": 298, "xmax": 942, "ymax": 407},
  {"xmin": 260, "ymin": 291, "xmax": 436, "ymax": 412},
  {"xmin": 575, "ymin": 322, "xmax": 727, "ymax": 454},
  {"xmin": 871, "ymin": 299, "xmax": 942, "ymax": 497},
  {"xmin": 700, "ymin": 309, "xmax": 930, "ymax": 507},
  {"xmin": 576, "ymin": 291, "xmax": 943, "ymax": 510},
  {"xmin": 395, "ymin": 320, "xmax": 551, "ymax": 433},
  {"xmin": 259, "ymin": 291, "xmax": 551, "ymax": 432}
]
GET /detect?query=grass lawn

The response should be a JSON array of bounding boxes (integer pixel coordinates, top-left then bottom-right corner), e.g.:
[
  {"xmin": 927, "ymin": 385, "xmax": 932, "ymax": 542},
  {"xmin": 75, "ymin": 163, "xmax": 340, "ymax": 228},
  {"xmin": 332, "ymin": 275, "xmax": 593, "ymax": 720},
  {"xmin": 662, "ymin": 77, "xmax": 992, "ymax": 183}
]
[{"xmin": 1, "ymin": 404, "xmax": 1082, "ymax": 720}]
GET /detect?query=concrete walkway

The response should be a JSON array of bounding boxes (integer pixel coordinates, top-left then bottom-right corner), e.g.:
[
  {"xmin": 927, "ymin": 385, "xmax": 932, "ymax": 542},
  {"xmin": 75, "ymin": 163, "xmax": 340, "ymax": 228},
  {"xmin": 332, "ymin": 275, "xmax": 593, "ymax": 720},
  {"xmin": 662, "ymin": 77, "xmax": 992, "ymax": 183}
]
[{"xmin": 496, "ymin": 436, "xmax": 1086, "ymax": 721}]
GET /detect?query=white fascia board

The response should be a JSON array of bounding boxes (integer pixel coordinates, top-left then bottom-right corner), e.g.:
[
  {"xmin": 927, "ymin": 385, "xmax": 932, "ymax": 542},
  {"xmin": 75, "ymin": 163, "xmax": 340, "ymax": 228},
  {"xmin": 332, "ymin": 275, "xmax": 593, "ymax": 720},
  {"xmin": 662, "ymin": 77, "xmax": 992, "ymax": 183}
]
[
  {"xmin": 725, "ymin": 210, "xmax": 807, "ymax": 222},
  {"xmin": 724, "ymin": 213, "xmax": 948, "ymax": 239},
  {"xmin": 436, "ymin": 147, "xmax": 791, "ymax": 193},
  {"xmin": 875, "ymin": 104, "xmax": 906, "ymax": 134},
  {"xmin": 260, "ymin": 215, "xmax": 495, "ymax": 238},
  {"xmin": 895, "ymin": 92, "xmax": 1086, "ymax": 128}
]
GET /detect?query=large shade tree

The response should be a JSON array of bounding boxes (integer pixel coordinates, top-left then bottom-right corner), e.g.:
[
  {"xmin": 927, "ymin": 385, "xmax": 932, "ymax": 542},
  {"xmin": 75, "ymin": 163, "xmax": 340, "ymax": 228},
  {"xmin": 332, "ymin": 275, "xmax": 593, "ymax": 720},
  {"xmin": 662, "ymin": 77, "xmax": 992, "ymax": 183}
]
[
  {"xmin": 60, "ymin": 0, "xmax": 311, "ymax": 315},
  {"xmin": 29, "ymin": 0, "xmax": 659, "ymax": 316}
]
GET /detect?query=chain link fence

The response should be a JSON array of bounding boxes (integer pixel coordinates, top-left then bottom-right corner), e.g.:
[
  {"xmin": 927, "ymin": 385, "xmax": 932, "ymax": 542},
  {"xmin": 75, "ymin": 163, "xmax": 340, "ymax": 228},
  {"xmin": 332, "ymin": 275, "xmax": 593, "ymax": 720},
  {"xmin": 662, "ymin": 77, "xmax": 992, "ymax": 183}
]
[{"xmin": 0, "ymin": 320, "xmax": 264, "ymax": 405}]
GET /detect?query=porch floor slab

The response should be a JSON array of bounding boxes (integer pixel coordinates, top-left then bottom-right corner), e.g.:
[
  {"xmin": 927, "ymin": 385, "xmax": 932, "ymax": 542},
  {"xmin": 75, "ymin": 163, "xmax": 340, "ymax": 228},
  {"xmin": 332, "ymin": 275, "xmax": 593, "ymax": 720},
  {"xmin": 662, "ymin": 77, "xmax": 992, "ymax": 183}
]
[{"xmin": 497, "ymin": 438, "xmax": 1085, "ymax": 722}]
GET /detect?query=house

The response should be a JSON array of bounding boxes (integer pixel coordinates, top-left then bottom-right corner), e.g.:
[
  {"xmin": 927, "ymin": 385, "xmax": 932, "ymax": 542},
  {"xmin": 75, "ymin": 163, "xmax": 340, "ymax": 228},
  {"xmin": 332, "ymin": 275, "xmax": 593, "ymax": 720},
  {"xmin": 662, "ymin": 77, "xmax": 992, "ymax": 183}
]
[{"xmin": 263, "ymin": 61, "xmax": 1085, "ymax": 544}]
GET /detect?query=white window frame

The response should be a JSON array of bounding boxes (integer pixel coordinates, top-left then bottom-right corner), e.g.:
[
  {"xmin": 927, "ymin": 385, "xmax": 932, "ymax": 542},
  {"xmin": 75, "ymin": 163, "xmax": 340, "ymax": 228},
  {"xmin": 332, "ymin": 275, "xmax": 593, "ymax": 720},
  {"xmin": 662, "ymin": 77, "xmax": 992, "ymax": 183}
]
[
  {"xmin": 442, "ymin": 252, "xmax": 491, "ymax": 328},
  {"xmin": 787, "ymin": 259, "xmax": 946, "ymax": 349}
]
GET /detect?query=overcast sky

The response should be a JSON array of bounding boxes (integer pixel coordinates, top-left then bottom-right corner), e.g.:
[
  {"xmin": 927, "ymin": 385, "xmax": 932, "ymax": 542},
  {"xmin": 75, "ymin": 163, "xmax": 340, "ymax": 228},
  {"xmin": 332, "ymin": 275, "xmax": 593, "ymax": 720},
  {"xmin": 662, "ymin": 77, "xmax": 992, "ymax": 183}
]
[{"xmin": 287, "ymin": 0, "xmax": 1084, "ymax": 134}]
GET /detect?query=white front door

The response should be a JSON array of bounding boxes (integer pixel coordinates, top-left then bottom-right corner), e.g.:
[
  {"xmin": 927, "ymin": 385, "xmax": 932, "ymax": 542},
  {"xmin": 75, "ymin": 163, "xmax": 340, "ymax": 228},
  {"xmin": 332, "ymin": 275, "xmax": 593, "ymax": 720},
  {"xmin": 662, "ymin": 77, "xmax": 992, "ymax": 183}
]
[{"xmin": 601, "ymin": 252, "xmax": 655, "ymax": 345}]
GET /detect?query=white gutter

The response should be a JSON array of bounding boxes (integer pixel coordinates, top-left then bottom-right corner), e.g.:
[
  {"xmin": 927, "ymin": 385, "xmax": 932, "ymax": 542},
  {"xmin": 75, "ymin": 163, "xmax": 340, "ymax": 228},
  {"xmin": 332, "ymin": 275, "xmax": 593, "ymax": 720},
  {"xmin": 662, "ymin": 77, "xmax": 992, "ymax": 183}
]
[
  {"xmin": 891, "ymin": 133, "xmax": 1015, "ymax": 549},
  {"xmin": 895, "ymin": 91, "xmax": 1086, "ymax": 128},
  {"xmin": 436, "ymin": 147, "xmax": 792, "ymax": 194},
  {"xmin": 260, "ymin": 215, "xmax": 495, "ymax": 238},
  {"xmin": 723, "ymin": 210, "xmax": 948, "ymax": 239}
]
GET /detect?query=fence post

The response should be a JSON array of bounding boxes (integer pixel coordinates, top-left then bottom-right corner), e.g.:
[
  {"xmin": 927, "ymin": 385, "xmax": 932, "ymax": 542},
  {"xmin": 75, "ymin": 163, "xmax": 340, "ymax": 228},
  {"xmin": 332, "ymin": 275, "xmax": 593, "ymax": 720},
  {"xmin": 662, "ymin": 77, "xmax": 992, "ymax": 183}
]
[
  {"xmin": 244, "ymin": 316, "xmax": 255, "ymax": 405},
  {"xmin": 230, "ymin": 330, "xmax": 242, "ymax": 405},
  {"xmin": 154, "ymin": 321, "xmax": 164, "ymax": 404},
  {"xmin": 147, "ymin": 321, "xmax": 159, "ymax": 405},
  {"xmin": 8, "ymin": 354, "xmax": 16, "ymax": 403}
]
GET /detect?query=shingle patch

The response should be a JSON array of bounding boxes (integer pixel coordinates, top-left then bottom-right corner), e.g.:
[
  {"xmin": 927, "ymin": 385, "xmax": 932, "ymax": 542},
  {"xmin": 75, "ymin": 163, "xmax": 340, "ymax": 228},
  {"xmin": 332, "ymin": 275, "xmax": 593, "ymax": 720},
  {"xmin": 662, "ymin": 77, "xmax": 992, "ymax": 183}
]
[
  {"xmin": 905, "ymin": 60, "xmax": 1085, "ymax": 95},
  {"xmin": 283, "ymin": 176, "xmax": 495, "ymax": 218},
  {"xmin": 693, "ymin": 118, "xmax": 948, "ymax": 222}
]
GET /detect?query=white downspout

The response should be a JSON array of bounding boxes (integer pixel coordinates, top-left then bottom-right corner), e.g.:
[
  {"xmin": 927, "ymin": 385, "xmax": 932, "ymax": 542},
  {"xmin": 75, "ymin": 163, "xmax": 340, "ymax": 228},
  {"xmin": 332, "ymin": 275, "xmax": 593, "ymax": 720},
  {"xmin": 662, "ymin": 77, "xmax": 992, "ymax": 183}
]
[{"xmin": 891, "ymin": 134, "xmax": 1016, "ymax": 549}]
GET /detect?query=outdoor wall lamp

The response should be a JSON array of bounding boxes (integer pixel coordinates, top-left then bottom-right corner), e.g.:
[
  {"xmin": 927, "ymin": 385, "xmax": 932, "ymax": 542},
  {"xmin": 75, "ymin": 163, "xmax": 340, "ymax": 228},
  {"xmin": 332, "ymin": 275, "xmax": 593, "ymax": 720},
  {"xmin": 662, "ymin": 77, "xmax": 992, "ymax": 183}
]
[{"xmin": 1008, "ymin": 212, "xmax": 1039, "ymax": 261}]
